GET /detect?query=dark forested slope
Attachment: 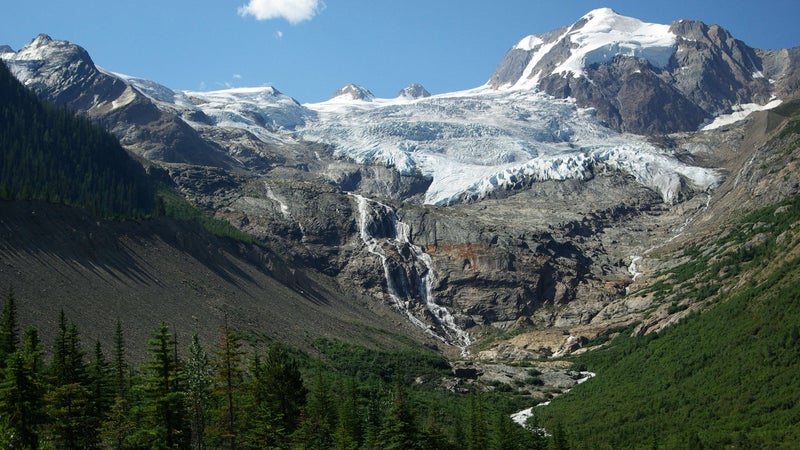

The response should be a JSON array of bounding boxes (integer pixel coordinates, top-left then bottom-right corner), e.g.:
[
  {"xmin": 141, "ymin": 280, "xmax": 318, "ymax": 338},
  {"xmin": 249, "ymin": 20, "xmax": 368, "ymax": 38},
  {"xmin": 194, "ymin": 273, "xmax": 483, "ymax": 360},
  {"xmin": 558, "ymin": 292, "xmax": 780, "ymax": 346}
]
[{"xmin": 0, "ymin": 61, "xmax": 153, "ymax": 217}]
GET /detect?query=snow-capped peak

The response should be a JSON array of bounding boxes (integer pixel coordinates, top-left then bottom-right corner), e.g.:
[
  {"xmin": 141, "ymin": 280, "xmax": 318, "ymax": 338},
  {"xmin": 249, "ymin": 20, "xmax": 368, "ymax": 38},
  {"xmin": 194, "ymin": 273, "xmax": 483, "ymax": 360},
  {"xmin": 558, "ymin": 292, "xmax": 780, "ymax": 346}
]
[
  {"xmin": 554, "ymin": 8, "xmax": 677, "ymax": 76},
  {"xmin": 495, "ymin": 9, "xmax": 677, "ymax": 90},
  {"xmin": 514, "ymin": 35, "xmax": 544, "ymax": 52},
  {"xmin": 398, "ymin": 83, "xmax": 431, "ymax": 100},
  {"xmin": 28, "ymin": 34, "xmax": 54, "ymax": 48}
]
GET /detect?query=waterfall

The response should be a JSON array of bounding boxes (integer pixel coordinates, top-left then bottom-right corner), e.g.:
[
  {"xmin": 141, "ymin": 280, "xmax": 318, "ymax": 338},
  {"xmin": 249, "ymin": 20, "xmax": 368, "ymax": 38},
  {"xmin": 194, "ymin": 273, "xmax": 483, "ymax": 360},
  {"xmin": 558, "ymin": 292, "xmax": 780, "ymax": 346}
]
[{"xmin": 352, "ymin": 194, "xmax": 472, "ymax": 353}]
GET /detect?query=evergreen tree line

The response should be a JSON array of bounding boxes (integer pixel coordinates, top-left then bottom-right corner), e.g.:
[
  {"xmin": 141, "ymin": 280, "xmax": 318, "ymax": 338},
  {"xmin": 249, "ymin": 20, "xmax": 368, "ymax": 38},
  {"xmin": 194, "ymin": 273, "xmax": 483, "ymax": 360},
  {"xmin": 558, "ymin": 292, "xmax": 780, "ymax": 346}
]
[
  {"xmin": 0, "ymin": 61, "xmax": 154, "ymax": 218},
  {"xmin": 0, "ymin": 287, "xmax": 549, "ymax": 450}
]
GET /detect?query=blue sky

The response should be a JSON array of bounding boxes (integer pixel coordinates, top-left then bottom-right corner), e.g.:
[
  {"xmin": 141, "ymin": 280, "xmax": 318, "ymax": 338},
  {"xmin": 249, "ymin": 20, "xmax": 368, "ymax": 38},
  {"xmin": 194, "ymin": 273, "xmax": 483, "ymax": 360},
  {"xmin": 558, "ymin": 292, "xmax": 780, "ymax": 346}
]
[{"xmin": 4, "ymin": 0, "xmax": 799, "ymax": 103}]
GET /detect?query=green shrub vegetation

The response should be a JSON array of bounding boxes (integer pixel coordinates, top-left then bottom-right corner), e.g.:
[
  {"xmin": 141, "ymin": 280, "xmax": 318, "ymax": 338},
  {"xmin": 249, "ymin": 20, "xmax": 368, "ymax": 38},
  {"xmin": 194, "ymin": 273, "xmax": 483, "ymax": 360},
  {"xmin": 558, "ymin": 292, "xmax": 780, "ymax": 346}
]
[
  {"xmin": 156, "ymin": 187, "xmax": 263, "ymax": 245},
  {"xmin": 537, "ymin": 194, "xmax": 800, "ymax": 448}
]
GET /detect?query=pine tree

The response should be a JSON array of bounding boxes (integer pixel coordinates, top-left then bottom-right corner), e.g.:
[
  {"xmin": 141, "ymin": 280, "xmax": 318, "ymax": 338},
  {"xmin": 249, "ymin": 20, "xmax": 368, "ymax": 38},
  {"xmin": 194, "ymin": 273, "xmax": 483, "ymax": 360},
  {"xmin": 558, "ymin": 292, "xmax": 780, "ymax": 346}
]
[
  {"xmin": 0, "ymin": 285, "xmax": 19, "ymax": 366},
  {"xmin": 186, "ymin": 333, "xmax": 212, "ymax": 450},
  {"xmin": 140, "ymin": 321, "xmax": 190, "ymax": 449}
]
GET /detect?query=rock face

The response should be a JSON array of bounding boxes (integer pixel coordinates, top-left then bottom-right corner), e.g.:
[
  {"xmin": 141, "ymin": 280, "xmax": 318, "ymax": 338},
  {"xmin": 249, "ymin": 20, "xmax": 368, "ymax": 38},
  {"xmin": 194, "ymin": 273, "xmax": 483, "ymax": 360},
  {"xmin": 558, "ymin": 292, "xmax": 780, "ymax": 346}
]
[{"xmin": 758, "ymin": 46, "xmax": 800, "ymax": 99}]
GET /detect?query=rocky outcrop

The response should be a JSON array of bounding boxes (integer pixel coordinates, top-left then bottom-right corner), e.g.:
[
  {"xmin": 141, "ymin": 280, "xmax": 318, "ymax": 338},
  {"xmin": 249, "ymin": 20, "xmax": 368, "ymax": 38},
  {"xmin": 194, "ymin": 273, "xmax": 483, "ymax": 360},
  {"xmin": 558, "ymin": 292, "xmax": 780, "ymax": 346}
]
[
  {"xmin": 398, "ymin": 83, "xmax": 431, "ymax": 99},
  {"xmin": 668, "ymin": 20, "xmax": 772, "ymax": 114},
  {"xmin": 321, "ymin": 162, "xmax": 431, "ymax": 201}
]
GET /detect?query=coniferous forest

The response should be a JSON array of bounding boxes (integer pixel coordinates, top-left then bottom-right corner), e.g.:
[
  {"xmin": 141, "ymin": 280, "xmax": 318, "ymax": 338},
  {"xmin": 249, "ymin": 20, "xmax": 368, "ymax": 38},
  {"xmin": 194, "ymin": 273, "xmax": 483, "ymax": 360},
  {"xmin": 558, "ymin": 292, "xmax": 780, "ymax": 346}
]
[
  {"xmin": 0, "ymin": 288, "xmax": 547, "ymax": 449},
  {"xmin": 0, "ymin": 62, "xmax": 154, "ymax": 218}
]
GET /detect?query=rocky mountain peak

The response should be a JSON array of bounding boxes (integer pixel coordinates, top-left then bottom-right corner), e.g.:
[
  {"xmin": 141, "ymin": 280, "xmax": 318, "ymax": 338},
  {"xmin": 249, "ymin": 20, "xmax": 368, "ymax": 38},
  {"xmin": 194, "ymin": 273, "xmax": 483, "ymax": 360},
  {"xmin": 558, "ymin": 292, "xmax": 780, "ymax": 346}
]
[
  {"xmin": 1, "ymin": 35, "xmax": 111, "ymax": 111},
  {"xmin": 29, "ymin": 33, "xmax": 54, "ymax": 47},
  {"xmin": 398, "ymin": 83, "xmax": 430, "ymax": 99},
  {"xmin": 331, "ymin": 83, "xmax": 375, "ymax": 101},
  {"xmin": 0, "ymin": 45, "xmax": 13, "ymax": 54}
]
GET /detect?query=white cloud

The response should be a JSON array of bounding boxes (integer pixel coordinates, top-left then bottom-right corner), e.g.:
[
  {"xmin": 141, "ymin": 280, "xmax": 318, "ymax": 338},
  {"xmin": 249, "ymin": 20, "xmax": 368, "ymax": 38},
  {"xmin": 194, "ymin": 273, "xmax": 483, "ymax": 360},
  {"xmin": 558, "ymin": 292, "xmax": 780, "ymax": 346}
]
[
  {"xmin": 233, "ymin": 74, "xmax": 243, "ymax": 79},
  {"xmin": 275, "ymin": 30, "xmax": 284, "ymax": 40},
  {"xmin": 238, "ymin": 0, "xmax": 322, "ymax": 24}
]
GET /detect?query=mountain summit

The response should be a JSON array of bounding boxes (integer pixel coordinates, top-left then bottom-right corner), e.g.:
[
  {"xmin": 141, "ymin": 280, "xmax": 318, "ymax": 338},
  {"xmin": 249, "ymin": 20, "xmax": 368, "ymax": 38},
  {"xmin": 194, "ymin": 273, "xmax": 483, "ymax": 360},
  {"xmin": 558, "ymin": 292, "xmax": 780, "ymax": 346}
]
[
  {"xmin": 398, "ymin": 83, "xmax": 431, "ymax": 99},
  {"xmin": 488, "ymin": 8, "xmax": 778, "ymax": 134},
  {"xmin": 491, "ymin": 8, "xmax": 677, "ymax": 89},
  {"xmin": 330, "ymin": 83, "xmax": 375, "ymax": 101}
]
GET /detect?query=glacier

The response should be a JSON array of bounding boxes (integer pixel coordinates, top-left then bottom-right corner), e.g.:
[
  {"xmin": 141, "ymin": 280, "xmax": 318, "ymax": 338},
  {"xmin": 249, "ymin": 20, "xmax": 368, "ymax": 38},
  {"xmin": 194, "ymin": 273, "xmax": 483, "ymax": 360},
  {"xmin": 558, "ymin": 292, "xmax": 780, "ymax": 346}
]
[
  {"xmin": 301, "ymin": 87, "xmax": 720, "ymax": 205},
  {"xmin": 118, "ymin": 76, "xmax": 720, "ymax": 206}
]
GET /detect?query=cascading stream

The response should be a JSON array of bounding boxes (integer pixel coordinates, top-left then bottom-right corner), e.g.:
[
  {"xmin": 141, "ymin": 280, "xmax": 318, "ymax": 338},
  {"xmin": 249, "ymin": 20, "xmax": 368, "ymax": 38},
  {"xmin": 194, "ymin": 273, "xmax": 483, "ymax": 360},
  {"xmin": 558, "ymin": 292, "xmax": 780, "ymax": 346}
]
[{"xmin": 351, "ymin": 194, "xmax": 472, "ymax": 353}]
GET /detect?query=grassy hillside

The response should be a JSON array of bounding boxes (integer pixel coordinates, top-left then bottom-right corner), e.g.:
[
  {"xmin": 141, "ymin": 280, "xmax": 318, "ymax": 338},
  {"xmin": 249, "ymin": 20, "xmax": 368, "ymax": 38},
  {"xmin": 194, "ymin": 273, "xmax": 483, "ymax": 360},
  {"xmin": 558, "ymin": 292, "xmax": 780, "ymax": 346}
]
[{"xmin": 537, "ymin": 194, "xmax": 800, "ymax": 448}]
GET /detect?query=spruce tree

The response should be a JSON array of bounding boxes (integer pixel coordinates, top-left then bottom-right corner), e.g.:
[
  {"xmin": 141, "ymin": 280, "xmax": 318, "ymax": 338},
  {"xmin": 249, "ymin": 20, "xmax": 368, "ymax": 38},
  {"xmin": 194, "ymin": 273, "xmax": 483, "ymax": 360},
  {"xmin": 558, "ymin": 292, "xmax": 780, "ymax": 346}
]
[
  {"xmin": 100, "ymin": 319, "xmax": 134, "ymax": 449},
  {"xmin": 332, "ymin": 377, "xmax": 361, "ymax": 450},
  {"xmin": 467, "ymin": 388, "xmax": 488, "ymax": 450},
  {"xmin": 0, "ymin": 327, "xmax": 45, "ymax": 449},
  {"xmin": 378, "ymin": 381, "xmax": 423, "ymax": 450},
  {"xmin": 296, "ymin": 369, "xmax": 336, "ymax": 449},
  {"xmin": 241, "ymin": 352, "xmax": 285, "ymax": 448},
  {"xmin": 523, "ymin": 410, "xmax": 549, "ymax": 450},
  {"xmin": 86, "ymin": 340, "xmax": 113, "ymax": 442},
  {"xmin": 0, "ymin": 285, "xmax": 19, "ymax": 366},
  {"xmin": 186, "ymin": 333, "xmax": 212, "ymax": 450},
  {"xmin": 46, "ymin": 317, "xmax": 96, "ymax": 449},
  {"xmin": 112, "ymin": 318, "xmax": 128, "ymax": 398},
  {"xmin": 261, "ymin": 342, "xmax": 307, "ymax": 436},
  {"xmin": 140, "ymin": 322, "xmax": 189, "ymax": 449}
]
